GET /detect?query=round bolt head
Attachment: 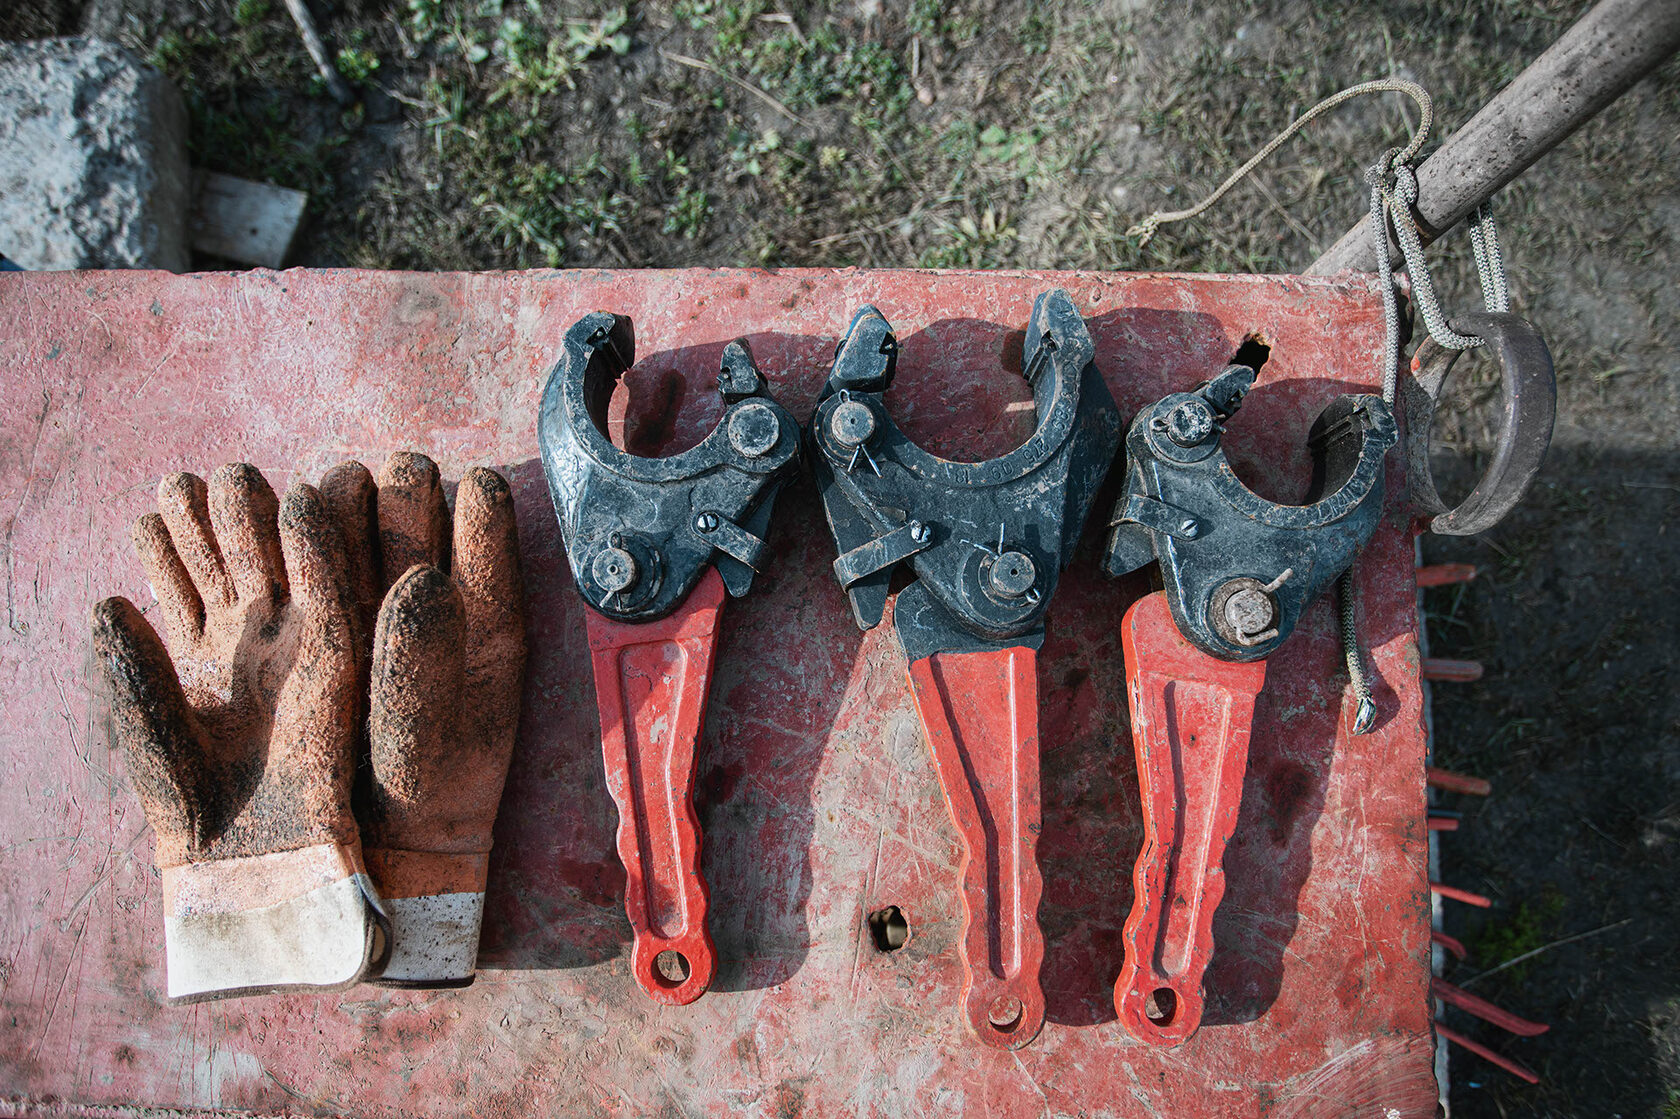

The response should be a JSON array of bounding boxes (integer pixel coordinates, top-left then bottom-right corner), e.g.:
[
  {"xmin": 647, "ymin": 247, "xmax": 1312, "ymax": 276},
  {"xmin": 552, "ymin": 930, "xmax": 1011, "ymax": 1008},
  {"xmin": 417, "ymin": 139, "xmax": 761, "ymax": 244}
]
[
  {"xmin": 1223, "ymin": 586, "xmax": 1276, "ymax": 637},
  {"xmin": 829, "ymin": 399, "xmax": 877, "ymax": 449},
  {"xmin": 988, "ymin": 550, "xmax": 1038, "ymax": 599},
  {"xmin": 695, "ymin": 512, "xmax": 720, "ymax": 533},
  {"xmin": 728, "ymin": 401, "xmax": 781, "ymax": 458},
  {"xmin": 1165, "ymin": 400, "xmax": 1215, "ymax": 447},
  {"xmin": 909, "ymin": 520, "xmax": 932, "ymax": 544},
  {"xmin": 592, "ymin": 546, "xmax": 639, "ymax": 594}
]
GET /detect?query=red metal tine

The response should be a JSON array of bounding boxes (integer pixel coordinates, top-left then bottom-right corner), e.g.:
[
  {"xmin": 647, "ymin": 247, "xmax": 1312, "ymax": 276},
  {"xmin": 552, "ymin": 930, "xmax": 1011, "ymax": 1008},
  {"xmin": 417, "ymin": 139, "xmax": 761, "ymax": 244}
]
[
  {"xmin": 1428, "ymin": 815, "xmax": 1460, "ymax": 831},
  {"xmin": 583, "ymin": 568, "xmax": 726, "ymax": 1005},
  {"xmin": 1421, "ymin": 657, "xmax": 1486, "ymax": 682},
  {"xmin": 1427, "ymin": 766, "xmax": 1492, "ymax": 796},
  {"xmin": 905, "ymin": 644, "xmax": 1046, "ymax": 1050},
  {"xmin": 1432, "ymin": 977, "xmax": 1550, "ymax": 1036},
  {"xmin": 1114, "ymin": 591, "xmax": 1269, "ymax": 1046},
  {"xmin": 1431, "ymin": 881, "xmax": 1493, "ymax": 908},
  {"xmin": 1432, "ymin": 930, "xmax": 1469, "ymax": 960},
  {"xmin": 1435, "ymin": 1022, "xmax": 1541, "ymax": 1084},
  {"xmin": 1415, "ymin": 563, "xmax": 1478, "ymax": 587}
]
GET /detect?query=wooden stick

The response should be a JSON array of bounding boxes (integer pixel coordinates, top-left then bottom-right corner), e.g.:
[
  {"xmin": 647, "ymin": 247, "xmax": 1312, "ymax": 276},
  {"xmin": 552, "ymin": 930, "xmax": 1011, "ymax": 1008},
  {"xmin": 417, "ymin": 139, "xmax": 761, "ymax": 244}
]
[
  {"xmin": 281, "ymin": 0, "xmax": 354, "ymax": 106},
  {"xmin": 1306, "ymin": 0, "xmax": 1680, "ymax": 275}
]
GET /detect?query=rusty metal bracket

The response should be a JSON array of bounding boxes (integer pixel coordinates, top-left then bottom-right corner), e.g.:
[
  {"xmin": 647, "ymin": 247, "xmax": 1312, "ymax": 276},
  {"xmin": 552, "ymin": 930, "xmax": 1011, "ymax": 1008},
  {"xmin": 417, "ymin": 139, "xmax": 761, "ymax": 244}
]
[
  {"xmin": 808, "ymin": 291, "xmax": 1121, "ymax": 1048},
  {"xmin": 539, "ymin": 312, "xmax": 800, "ymax": 1004},
  {"xmin": 1402, "ymin": 310, "xmax": 1555, "ymax": 537}
]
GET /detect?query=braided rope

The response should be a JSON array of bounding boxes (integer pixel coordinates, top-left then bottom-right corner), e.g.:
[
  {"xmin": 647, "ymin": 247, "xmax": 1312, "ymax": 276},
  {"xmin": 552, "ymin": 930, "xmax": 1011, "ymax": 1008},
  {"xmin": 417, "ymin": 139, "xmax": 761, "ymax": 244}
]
[{"xmin": 1127, "ymin": 78, "xmax": 1435, "ymax": 246}]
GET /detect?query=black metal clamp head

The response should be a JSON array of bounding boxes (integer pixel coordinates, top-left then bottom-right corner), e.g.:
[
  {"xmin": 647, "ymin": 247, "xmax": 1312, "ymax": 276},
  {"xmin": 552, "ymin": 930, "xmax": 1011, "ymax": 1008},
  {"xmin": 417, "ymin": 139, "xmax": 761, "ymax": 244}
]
[
  {"xmin": 1103, "ymin": 365, "xmax": 1398, "ymax": 662},
  {"xmin": 538, "ymin": 311, "xmax": 801, "ymax": 623},
  {"xmin": 808, "ymin": 290, "xmax": 1123, "ymax": 661}
]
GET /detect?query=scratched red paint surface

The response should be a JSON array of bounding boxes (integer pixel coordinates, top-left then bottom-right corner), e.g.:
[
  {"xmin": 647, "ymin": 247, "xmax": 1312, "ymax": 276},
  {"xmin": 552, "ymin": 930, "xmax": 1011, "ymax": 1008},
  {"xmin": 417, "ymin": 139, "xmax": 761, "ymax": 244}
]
[{"xmin": 0, "ymin": 268, "xmax": 1434, "ymax": 1117}]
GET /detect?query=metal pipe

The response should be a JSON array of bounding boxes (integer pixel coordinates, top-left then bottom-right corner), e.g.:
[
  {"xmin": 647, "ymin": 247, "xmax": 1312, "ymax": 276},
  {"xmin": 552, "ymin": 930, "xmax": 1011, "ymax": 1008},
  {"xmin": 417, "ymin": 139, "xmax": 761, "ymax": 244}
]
[{"xmin": 1306, "ymin": 0, "xmax": 1680, "ymax": 276}]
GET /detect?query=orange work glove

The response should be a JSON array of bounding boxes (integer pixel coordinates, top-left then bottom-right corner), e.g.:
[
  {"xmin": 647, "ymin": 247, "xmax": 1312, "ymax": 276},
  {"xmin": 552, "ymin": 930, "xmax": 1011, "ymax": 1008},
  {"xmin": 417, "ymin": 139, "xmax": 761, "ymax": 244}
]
[
  {"xmin": 91, "ymin": 465, "xmax": 387, "ymax": 1002},
  {"xmin": 318, "ymin": 452, "xmax": 526, "ymax": 987}
]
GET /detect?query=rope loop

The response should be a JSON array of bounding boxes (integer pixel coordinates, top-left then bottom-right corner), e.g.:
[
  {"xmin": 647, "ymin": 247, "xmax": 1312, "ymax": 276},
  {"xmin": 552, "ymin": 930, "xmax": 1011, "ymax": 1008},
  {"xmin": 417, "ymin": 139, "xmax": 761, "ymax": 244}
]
[{"xmin": 1120, "ymin": 75, "xmax": 1518, "ymax": 735}]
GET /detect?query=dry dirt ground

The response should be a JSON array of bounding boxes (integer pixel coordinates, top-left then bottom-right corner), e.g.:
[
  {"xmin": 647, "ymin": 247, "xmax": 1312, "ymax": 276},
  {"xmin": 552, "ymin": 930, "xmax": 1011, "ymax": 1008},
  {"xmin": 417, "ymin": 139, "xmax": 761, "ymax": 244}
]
[{"xmin": 4, "ymin": 0, "xmax": 1678, "ymax": 1113}]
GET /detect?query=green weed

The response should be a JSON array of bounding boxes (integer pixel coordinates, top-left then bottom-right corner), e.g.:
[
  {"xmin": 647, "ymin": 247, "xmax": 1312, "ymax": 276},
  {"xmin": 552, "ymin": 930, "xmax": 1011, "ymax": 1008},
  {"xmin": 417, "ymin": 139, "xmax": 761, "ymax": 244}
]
[
  {"xmin": 408, "ymin": 0, "xmax": 443, "ymax": 41},
  {"xmin": 335, "ymin": 47, "xmax": 380, "ymax": 85},
  {"xmin": 1468, "ymin": 891, "xmax": 1565, "ymax": 984},
  {"xmin": 920, "ymin": 208, "xmax": 1016, "ymax": 269},
  {"xmin": 233, "ymin": 0, "xmax": 270, "ymax": 28},
  {"xmin": 566, "ymin": 8, "xmax": 632, "ymax": 59},
  {"xmin": 664, "ymin": 183, "xmax": 711, "ymax": 239}
]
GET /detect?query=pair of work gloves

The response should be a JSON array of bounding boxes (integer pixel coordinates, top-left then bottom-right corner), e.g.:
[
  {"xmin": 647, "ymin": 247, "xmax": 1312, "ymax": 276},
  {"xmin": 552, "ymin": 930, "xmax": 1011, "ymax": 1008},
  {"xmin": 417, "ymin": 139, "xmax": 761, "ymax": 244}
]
[{"xmin": 90, "ymin": 453, "xmax": 525, "ymax": 1002}]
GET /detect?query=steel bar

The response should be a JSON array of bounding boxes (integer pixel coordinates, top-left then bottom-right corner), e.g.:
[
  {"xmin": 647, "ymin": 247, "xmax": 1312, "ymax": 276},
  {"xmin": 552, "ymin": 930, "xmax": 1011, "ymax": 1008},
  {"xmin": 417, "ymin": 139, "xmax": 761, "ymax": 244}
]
[
  {"xmin": 1435, "ymin": 1023, "xmax": 1540, "ymax": 1084},
  {"xmin": 1306, "ymin": 0, "xmax": 1680, "ymax": 275},
  {"xmin": 1427, "ymin": 766, "xmax": 1492, "ymax": 796}
]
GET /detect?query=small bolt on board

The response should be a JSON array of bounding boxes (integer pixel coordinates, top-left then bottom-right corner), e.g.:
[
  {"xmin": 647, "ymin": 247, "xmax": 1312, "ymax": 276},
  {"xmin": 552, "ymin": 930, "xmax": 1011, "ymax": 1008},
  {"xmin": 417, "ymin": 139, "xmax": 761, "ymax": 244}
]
[
  {"xmin": 538, "ymin": 313, "xmax": 800, "ymax": 1004},
  {"xmin": 808, "ymin": 291, "xmax": 1122, "ymax": 1048}
]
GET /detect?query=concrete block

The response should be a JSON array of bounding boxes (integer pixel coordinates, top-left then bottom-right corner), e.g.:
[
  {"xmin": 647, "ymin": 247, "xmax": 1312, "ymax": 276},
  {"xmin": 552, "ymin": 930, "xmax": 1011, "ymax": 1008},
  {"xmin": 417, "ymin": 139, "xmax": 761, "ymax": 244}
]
[{"xmin": 0, "ymin": 38, "xmax": 189, "ymax": 271}]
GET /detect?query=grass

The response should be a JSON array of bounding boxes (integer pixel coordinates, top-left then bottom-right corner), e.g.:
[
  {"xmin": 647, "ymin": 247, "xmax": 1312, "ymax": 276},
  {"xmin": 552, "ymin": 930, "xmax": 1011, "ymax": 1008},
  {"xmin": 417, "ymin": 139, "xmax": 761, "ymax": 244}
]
[
  {"xmin": 112, "ymin": 0, "xmax": 1679, "ymax": 399},
  {"xmin": 115, "ymin": 0, "xmax": 1679, "ymax": 419},
  {"xmin": 1467, "ymin": 890, "xmax": 1566, "ymax": 985}
]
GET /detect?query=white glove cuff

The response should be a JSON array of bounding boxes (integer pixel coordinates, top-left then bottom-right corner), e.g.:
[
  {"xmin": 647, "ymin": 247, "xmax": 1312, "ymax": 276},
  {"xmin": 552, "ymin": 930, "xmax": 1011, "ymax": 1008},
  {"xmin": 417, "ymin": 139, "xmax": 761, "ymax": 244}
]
[
  {"xmin": 376, "ymin": 891, "xmax": 487, "ymax": 985},
  {"xmin": 363, "ymin": 847, "xmax": 491, "ymax": 987},
  {"xmin": 161, "ymin": 843, "xmax": 387, "ymax": 1003}
]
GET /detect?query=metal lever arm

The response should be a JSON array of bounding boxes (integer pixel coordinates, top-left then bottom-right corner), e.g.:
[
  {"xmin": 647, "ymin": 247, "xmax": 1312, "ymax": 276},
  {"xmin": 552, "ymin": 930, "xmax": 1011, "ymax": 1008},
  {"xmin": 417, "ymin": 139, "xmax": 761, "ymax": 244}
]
[
  {"xmin": 540, "ymin": 312, "xmax": 801, "ymax": 1006},
  {"xmin": 1115, "ymin": 591, "xmax": 1267, "ymax": 1044},
  {"xmin": 808, "ymin": 292, "xmax": 1120, "ymax": 1050},
  {"xmin": 584, "ymin": 568, "xmax": 725, "ymax": 1005},
  {"xmin": 900, "ymin": 586, "xmax": 1047, "ymax": 1049}
]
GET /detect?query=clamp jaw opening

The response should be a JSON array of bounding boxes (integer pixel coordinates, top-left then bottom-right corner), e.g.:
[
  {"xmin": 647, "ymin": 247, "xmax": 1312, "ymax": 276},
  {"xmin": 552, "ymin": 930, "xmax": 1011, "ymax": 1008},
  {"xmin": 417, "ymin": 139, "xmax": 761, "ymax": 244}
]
[
  {"xmin": 538, "ymin": 311, "xmax": 801, "ymax": 623},
  {"xmin": 1103, "ymin": 364, "xmax": 1397, "ymax": 662},
  {"xmin": 810, "ymin": 289, "xmax": 1122, "ymax": 655}
]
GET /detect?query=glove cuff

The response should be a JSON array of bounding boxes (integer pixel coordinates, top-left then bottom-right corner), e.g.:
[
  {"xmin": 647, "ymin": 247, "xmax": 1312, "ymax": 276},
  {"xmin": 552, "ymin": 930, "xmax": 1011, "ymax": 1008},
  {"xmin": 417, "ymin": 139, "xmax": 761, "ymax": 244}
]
[
  {"xmin": 363, "ymin": 848, "xmax": 490, "ymax": 987},
  {"xmin": 161, "ymin": 842, "xmax": 388, "ymax": 1003}
]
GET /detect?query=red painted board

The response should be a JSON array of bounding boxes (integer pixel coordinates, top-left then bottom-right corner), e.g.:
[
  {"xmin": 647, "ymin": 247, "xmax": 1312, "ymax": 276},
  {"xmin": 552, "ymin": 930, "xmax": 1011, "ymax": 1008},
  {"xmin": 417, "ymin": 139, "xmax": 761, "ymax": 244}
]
[{"xmin": 0, "ymin": 268, "xmax": 1433, "ymax": 1117}]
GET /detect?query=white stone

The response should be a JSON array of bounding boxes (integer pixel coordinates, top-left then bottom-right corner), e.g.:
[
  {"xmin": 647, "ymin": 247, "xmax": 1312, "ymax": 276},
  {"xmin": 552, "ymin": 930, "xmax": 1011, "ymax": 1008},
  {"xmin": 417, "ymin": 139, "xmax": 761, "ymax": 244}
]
[{"xmin": 0, "ymin": 38, "xmax": 188, "ymax": 270}]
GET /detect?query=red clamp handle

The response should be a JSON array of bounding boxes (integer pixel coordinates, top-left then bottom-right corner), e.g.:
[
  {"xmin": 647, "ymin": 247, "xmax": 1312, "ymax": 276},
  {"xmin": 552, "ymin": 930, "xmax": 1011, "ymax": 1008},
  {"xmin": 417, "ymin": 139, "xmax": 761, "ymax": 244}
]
[
  {"xmin": 906, "ymin": 644, "xmax": 1046, "ymax": 1049},
  {"xmin": 584, "ymin": 567, "xmax": 726, "ymax": 1005},
  {"xmin": 1115, "ymin": 591, "xmax": 1267, "ymax": 1045}
]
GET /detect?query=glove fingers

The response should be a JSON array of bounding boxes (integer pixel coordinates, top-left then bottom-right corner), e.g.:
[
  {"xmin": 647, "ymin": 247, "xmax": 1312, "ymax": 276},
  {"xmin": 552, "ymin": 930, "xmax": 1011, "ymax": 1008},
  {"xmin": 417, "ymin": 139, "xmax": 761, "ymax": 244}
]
[
  {"xmin": 452, "ymin": 467, "xmax": 526, "ymax": 742},
  {"xmin": 90, "ymin": 596, "xmax": 209, "ymax": 866},
  {"xmin": 269, "ymin": 483, "xmax": 360, "ymax": 844},
  {"xmin": 319, "ymin": 460, "xmax": 380, "ymax": 641},
  {"xmin": 133, "ymin": 512, "xmax": 204, "ymax": 651},
  {"xmin": 452, "ymin": 468, "xmax": 524, "ymax": 638},
  {"xmin": 207, "ymin": 463, "xmax": 287, "ymax": 605},
  {"xmin": 376, "ymin": 452, "xmax": 449, "ymax": 596},
  {"xmin": 157, "ymin": 472, "xmax": 235, "ymax": 613},
  {"xmin": 277, "ymin": 483, "xmax": 356, "ymax": 624},
  {"xmin": 368, "ymin": 564, "xmax": 465, "ymax": 843}
]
